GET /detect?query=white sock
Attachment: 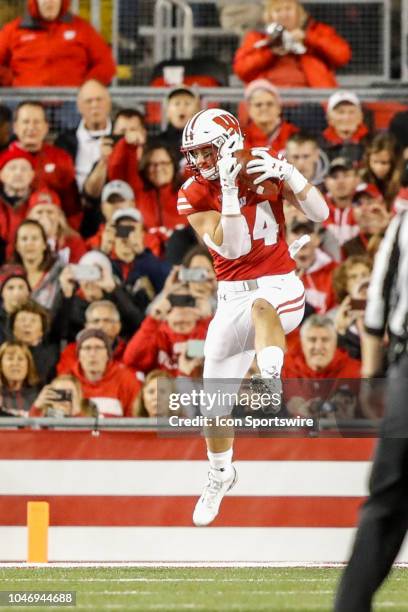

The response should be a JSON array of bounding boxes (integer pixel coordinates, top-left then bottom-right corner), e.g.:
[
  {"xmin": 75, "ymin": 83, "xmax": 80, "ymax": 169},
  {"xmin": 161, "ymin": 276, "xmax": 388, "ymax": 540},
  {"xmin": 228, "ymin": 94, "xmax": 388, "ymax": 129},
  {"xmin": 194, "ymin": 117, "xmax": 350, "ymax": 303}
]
[
  {"xmin": 208, "ymin": 448, "xmax": 233, "ymax": 472},
  {"xmin": 257, "ymin": 346, "xmax": 284, "ymax": 378}
]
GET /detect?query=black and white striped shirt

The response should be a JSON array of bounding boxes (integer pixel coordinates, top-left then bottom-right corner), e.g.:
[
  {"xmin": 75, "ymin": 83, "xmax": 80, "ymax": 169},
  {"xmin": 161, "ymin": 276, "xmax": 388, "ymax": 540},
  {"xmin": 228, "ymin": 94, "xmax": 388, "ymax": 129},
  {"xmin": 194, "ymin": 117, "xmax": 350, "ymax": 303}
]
[{"xmin": 365, "ymin": 211, "xmax": 408, "ymax": 339}]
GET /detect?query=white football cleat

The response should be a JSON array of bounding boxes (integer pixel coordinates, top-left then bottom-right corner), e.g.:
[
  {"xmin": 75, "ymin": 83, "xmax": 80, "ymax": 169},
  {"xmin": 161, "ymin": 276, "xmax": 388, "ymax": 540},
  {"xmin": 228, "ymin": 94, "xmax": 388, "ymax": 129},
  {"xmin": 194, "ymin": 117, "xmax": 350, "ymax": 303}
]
[{"xmin": 193, "ymin": 465, "xmax": 238, "ymax": 527}]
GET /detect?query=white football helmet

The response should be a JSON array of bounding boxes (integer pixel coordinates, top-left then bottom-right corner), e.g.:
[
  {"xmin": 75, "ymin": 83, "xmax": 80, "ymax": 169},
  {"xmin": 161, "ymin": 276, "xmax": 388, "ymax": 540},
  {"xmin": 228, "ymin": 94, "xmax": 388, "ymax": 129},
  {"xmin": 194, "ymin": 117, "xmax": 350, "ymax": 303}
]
[{"xmin": 181, "ymin": 108, "xmax": 244, "ymax": 180}]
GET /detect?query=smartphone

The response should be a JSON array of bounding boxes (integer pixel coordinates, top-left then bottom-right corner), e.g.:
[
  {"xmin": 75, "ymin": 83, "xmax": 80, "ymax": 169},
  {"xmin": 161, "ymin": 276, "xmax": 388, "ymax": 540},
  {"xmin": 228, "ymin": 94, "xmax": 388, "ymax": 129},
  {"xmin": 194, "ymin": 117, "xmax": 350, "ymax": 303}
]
[
  {"xmin": 110, "ymin": 134, "xmax": 122, "ymax": 145},
  {"xmin": 116, "ymin": 224, "xmax": 134, "ymax": 239},
  {"xmin": 186, "ymin": 339, "xmax": 205, "ymax": 359},
  {"xmin": 72, "ymin": 264, "xmax": 101, "ymax": 282},
  {"xmin": 178, "ymin": 267, "xmax": 209, "ymax": 283},
  {"xmin": 350, "ymin": 298, "xmax": 367, "ymax": 310},
  {"xmin": 51, "ymin": 389, "xmax": 73, "ymax": 402},
  {"xmin": 168, "ymin": 294, "xmax": 196, "ymax": 308}
]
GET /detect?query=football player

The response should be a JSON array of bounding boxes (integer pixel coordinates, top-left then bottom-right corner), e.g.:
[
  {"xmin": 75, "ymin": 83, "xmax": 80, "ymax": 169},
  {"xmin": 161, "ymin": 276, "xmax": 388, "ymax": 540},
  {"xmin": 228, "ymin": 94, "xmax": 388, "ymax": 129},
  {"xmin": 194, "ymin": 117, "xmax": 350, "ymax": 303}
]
[{"xmin": 177, "ymin": 108, "xmax": 329, "ymax": 526}]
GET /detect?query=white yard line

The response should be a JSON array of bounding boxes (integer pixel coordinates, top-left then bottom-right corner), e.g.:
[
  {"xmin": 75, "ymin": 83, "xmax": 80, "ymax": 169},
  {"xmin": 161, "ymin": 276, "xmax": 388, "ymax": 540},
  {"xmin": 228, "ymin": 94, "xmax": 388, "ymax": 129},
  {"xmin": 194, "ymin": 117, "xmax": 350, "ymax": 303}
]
[{"xmin": 0, "ymin": 561, "xmax": 349, "ymax": 568}]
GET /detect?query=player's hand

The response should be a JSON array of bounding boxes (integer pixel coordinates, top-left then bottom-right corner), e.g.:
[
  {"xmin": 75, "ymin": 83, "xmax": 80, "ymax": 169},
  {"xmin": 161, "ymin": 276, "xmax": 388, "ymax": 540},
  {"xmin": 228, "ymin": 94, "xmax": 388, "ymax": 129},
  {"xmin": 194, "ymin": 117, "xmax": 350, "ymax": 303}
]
[
  {"xmin": 217, "ymin": 156, "xmax": 242, "ymax": 192},
  {"xmin": 247, "ymin": 150, "xmax": 293, "ymax": 184},
  {"xmin": 219, "ymin": 129, "xmax": 243, "ymax": 158}
]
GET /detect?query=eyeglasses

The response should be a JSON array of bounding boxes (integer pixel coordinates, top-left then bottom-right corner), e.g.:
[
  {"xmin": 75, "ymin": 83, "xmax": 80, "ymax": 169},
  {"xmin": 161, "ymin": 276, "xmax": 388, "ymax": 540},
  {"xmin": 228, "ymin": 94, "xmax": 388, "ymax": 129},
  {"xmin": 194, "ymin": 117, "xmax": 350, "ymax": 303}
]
[
  {"xmin": 148, "ymin": 161, "xmax": 172, "ymax": 168},
  {"xmin": 79, "ymin": 345, "xmax": 107, "ymax": 353}
]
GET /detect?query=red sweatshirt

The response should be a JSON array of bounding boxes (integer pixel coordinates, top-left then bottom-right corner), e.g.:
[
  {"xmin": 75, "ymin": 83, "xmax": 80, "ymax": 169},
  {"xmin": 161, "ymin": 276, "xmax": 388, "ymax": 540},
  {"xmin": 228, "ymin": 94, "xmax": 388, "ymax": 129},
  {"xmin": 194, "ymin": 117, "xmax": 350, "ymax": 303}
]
[
  {"xmin": 300, "ymin": 249, "xmax": 338, "ymax": 314},
  {"xmin": 57, "ymin": 338, "xmax": 126, "ymax": 375},
  {"xmin": 8, "ymin": 142, "xmax": 80, "ymax": 219},
  {"xmin": 71, "ymin": 360, "xmax": 141, "ymax": 417},
  {"xmin": 234, "ymin": 21, "xmax": 351, "ymax": 87},
  {"xmin": 283, "ymin": 347, "xmax": 361, "ymax": 379},
  {"xmin": 0, "ymin": 0, "xmax": 116, "ymax": 87},
  {"xmin": 123, "ymin": 315, "xmax": 210, "ymax": 376}
]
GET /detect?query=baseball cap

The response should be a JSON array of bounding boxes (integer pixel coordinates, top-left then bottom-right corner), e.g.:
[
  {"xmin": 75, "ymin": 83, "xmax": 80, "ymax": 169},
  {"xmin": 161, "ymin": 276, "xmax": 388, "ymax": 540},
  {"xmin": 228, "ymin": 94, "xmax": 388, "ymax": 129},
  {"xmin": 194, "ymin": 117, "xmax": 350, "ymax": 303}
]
[
  {"xmin": 78, "ymin": 250, "xmax": 113, "ymax": 277},
  {"xmin": 244, "ymin": 79, "xmax": 281, "ymax": 105},
  {"xmin": 101, "ymin": 180, "xmax": 135, "ymax": 203},
  {"xmin": 0, "ymin": 147, "xmax": 34, "ymax": 171},
  {"xmin": 28, "ymin": 188, "xmax": 61, "ymax": 210},
  {"xmin": 0, "ymin": 264, "xmax": 29, "ymax": 295},
  {"xmin": 327, "ymin": 91, "xmax": 361, "ymax": 113},
  {"xmin": 353, "ymin": 183, "xmax": 383, "ymax": 202},
  {"xmin": 289, "ymin": 219, "xmax": 316, "ymax": 234},
  {"xmin": 328, "ymin": 157, "xmax": 354, "ymax": 176},
  {"xmin": 112, "ymin": 208, "xmax": 143, "ymax": 225},
  {"xmin": 166, "ymin": 85, "xmax": 199, "ymax": 102}
]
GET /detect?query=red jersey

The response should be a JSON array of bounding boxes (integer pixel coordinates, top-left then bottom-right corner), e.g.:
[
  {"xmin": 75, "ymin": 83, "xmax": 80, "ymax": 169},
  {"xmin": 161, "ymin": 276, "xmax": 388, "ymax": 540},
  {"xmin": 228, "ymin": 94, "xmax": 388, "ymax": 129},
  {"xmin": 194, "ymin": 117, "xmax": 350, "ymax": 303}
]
[{"xmin": 177, "ymin": 174, "xmax": 295, "ymax": 281}]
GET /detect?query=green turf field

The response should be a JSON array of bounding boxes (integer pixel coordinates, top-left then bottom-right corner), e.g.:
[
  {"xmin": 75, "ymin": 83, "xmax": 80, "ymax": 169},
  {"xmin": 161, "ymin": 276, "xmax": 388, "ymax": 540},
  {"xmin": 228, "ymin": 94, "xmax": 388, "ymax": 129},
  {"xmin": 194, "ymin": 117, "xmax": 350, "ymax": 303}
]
[{"xmin": 0, "ymin": 567, "xmax": 407, "ymax": 611}]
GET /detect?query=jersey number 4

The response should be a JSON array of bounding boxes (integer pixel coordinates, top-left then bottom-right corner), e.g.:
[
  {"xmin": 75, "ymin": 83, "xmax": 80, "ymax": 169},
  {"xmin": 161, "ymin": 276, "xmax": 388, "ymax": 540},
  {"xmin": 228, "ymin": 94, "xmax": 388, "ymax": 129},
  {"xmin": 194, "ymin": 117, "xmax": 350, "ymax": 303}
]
[{"xmin": 252, "ymin": 200, "xmax": 279, "ymax": 246}]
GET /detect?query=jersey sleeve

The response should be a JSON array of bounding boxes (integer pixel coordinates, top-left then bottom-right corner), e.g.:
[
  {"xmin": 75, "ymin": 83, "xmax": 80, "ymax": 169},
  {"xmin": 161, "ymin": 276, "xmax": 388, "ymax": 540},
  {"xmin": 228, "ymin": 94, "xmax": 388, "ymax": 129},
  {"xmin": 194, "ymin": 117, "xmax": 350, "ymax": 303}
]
[{"xmin": 177, "ymin": 177, "xmax": 213, "ymax": 217}]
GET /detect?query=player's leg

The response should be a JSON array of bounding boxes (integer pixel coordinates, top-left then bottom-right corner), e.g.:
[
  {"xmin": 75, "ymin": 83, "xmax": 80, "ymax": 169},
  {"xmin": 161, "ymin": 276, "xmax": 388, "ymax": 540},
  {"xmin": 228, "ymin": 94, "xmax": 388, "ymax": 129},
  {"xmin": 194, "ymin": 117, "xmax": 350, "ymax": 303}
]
[
  {"xmin": 252, "ymin": 298, "xmax": 286, "ymax": 379},
  {"xmin": 193, "ymin": 350, "xmax": 254, "ymax": 526}
]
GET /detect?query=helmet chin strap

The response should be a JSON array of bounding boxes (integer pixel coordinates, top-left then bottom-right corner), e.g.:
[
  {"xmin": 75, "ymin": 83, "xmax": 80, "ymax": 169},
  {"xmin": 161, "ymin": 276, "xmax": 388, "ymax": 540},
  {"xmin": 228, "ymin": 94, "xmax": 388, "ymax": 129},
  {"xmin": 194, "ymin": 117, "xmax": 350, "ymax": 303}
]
[{"xmin": 200, "ymin": 166, "xmax": 219, "ymax": 180}]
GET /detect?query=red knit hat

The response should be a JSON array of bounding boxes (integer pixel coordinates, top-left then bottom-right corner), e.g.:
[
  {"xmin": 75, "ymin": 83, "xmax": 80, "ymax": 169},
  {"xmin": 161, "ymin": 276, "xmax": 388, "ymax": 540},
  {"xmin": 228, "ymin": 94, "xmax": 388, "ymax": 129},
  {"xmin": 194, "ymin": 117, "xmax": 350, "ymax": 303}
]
[
  {"xmin": 0, "ymin": 265, "xmax": 30, "ymax": 295},
  {"xmin": 28, "ymin": 188, "xmax": 62, "ymax": 210},
  {"xmin": 0, "ymin": 148, "xmax": 34, "ymax": 172}
]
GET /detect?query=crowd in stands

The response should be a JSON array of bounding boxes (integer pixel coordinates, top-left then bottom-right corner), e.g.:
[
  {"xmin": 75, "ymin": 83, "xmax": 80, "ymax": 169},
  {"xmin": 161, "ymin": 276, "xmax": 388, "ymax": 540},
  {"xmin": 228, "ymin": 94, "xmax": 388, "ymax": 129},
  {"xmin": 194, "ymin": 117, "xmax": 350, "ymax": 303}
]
[{"xmin": 0, "ymin": 0, "xmax": 407, "ymax": 422}]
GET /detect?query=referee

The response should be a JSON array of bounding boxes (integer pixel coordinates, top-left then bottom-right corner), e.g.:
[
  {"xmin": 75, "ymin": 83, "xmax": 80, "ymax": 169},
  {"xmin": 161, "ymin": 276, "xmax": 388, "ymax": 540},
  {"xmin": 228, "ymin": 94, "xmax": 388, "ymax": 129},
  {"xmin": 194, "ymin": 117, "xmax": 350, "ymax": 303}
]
[{"xmin": 335, "ymin": 210, "xmax": 408, "ymax": 611}]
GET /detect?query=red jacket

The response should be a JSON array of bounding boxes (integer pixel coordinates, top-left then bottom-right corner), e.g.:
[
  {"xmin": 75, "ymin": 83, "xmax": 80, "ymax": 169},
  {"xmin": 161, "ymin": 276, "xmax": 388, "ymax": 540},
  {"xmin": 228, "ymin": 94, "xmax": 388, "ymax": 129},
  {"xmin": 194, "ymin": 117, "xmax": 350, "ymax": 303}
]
[
  {"xmin": 108, "ymin": 139, "xmax": 187, "ymax": 233},
  {"xmin": 71, "ymin": 360, "xmax": 141, "ymax": 417},
  {"xmin": 300, "ymin": 249, "xmax": 338, "ymax": 314},
  {"xmin": 123, "ymin": 315, "xmax": 210, "ymax": 376},
  {"xmin": 57, "ymin": 338, "xmax": 126, "ymax": 375},
  {"xmin": 0, "ymin": 0, "xmax": 116, "ymax": 87},
  {"xmin": 322, "ymin": 124, "xmax": 369, "ymax": 146},
  {"xmin": 0, "ymin": 194, "xmax": 29, "ymax": 258},
  {"xmin": 8, "ymin": 142, "xmax": 80, "ymax": 219},
  {"xmin": 283, "ymin": 347, "xmax": 361, "ymax": 379},
  {"xmin": 234, "ymin": 21, "xmax": 351, "ymax": 87},
  {"xmin": 244, "ymin": 120, "xmax": 298, "ymax": 152},
  {"xmin": 323, "ymin": 196, "xmax": 360, "ymax": 247},
  {"xmin": 85, "ymin": 224, "xmax": 162, "ymax": 258}
]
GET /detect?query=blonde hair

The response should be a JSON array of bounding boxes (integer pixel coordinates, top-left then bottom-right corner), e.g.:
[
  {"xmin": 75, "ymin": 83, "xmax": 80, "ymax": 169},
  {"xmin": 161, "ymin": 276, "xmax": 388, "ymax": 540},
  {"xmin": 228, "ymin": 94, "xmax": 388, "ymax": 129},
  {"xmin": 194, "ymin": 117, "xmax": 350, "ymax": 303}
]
[
  {"xmin": 133, "ymin": 369, "xmax": 175, "ymax": 417},
  {"xmin": 264, "ymin": 0, "xmax": 308, "ymax": 28}
]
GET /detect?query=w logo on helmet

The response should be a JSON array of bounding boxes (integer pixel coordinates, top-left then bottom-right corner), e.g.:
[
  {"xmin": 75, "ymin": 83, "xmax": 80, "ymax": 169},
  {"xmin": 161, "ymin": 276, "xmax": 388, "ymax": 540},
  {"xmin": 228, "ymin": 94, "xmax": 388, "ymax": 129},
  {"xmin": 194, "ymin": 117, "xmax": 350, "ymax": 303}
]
[{"xmin": 213, "ymin": 114, "xmax": 240, "ymax": 134}]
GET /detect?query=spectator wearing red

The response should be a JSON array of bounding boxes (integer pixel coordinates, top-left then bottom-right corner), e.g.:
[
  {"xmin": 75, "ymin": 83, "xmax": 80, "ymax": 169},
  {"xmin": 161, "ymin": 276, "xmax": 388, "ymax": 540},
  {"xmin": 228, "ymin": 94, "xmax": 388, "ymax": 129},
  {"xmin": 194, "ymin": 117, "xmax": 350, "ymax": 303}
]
[
  {"xmin": 27, "ymin": 189, "xmax": 87, "ymax": 263},
  {"xmin": 286, "ymin": 220, "xmax": 338, "ymax": 314},
  {"xmin": 323, "ymin": 157, "xmax": 360, "ymax": 247},
  {"xmin": 123, "ymin": 292, "xmax": 210, "ymax": 377},
  {"xmin": 283, "ymin": 314, "xmax": 361, "ymax": 379},
  {"xmin": 321, "ymin": 92, "xmax": 370, "ymax": 163},
  {"xmin": 243, "ymin": 79, "xmax": 298, "ymax": 150},
  {"xmin": 83, "ymin": 108, "xmax": 148, "ymax": 201},
  {"xmin": 57, "ymin": 299, "xmax": 126, "ymax": 375},
  {"xmin": 0, "ymin": 148, "xmax": 35, "ymax": 262},
  {"xmin": 342, "ymin": 183, "xmax": 391, "ymax": 259},
  {"xmin": 0, "ymin": 0, "xmax": 116, "ymax": 87},
  {"xmin": 108, "ymin": 143, "xmax": 187, "ymax": 247},
  {"xmin": 0, "ymin": 265, "xmax": 30, "ymax": 344},
  {"xmin": 233, "ymin": 0, "xmax": 350, "ymax": 87},
  {"xmin": 71, "ymin": 328, "xmax": 141, "ymax": 417},
  {"xmin": 9, "ymin": 101, "xmax": 80, "ymax": 220}
]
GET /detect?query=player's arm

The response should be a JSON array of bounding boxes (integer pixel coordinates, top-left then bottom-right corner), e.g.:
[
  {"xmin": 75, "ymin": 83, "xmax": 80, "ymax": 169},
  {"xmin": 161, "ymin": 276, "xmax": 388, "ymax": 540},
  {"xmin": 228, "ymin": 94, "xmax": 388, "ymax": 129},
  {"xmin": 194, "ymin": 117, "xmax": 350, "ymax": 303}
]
[
  {"xmin": 186, "ymin": 157, "xmax": 251, "ymax": 260},
  {"xmin": 246, "ymin": 151, "xmax": 329, "ymax": 223}
]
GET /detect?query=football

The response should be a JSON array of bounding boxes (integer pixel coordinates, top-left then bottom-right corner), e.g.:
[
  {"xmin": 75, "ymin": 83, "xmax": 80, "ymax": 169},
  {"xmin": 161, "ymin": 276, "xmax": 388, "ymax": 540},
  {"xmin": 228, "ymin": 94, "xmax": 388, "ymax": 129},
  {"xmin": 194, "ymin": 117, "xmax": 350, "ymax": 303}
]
[{"xmin": 233, "ymin": 148, "xmax": 280, "ymax": 198}]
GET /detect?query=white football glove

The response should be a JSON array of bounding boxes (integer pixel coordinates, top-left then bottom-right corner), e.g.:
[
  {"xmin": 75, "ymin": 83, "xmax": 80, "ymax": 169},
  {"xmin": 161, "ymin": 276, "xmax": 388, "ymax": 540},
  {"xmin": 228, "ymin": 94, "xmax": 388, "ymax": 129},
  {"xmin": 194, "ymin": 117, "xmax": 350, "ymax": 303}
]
[
  {"xmin": 218, "ymin": 129, "xmax": 243, "ymax": 158},
  {"xmin": 288, "ymin": 234, "xmax": 311, "ymax": 258},
  {"xmin": 217, "ymin": 156, "xmax": 242, "ymax": 192},
  {"xmin": 246, "ymin": 149, "xmax": 293, "ymax": 184}
]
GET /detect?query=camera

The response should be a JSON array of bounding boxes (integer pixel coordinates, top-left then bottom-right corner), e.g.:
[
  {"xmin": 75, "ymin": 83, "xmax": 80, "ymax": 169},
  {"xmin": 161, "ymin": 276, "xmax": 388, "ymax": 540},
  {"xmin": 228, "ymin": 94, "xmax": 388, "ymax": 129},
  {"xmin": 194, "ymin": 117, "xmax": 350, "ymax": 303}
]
[
  {"xmin": 266, "ymin": 22, "xmax": 285, "ymax": 46},
  {"xmin": 168, "ymin": 294, "xmax": 196, "ymax": 308},
  {"xmin": 178, "ymin": 267, "xmax": 209, "ymax": 283},
  {"xmin": 51, "ymin": 388, "xmax": 73, "ymax": 402},
  {"xmin": 72, "ymin": 264, "xmax": 101, "ymax": 282},
  {"xmin": 115, "ymin": 224, "xmax": 134, "ymax": 239}
]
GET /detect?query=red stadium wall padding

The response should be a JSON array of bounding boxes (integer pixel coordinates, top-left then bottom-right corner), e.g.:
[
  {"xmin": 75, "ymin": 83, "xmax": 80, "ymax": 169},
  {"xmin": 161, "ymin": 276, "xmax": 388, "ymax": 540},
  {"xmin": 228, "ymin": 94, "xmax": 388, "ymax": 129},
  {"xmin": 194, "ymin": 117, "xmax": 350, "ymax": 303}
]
[{"xmin": 0, "ymin": 431, "xmax": 375, "ymax": 461}]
